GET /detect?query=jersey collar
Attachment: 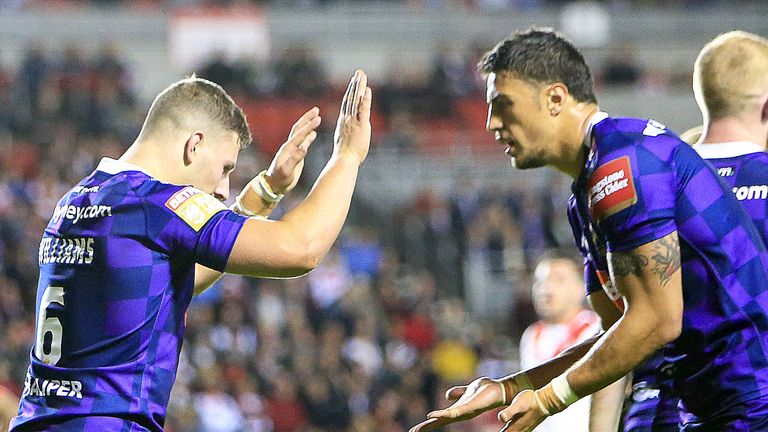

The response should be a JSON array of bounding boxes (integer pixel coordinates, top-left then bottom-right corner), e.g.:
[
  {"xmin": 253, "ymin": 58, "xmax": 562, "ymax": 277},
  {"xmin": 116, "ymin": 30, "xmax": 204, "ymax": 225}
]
[
  {"xmin": 576, "ymin": 111, "xmax": 610, "ymax": 185},
  {"xmin": 582, "ymin": 111, "xmax": 609, "ymax": 150},
  {"xmin": 96, "ymin": 157, "xmax": 154, "ymax": 177},
  {"xmin": 692, "ymin": 141, "xmax": 765, "ymax": 159}
]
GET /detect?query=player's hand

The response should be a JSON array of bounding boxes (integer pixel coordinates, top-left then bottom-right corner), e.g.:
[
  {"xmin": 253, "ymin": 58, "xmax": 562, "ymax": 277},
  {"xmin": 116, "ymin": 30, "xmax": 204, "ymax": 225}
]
[
  {"xmin": 498, "ymin": 390, "xmax": 548, "ymax": 432},
  {"xmin": 408, "ymin": 377, "xmax": 508, "ymax": 432},
  {"xmin": 333, "ymin": 69, "xmax": 372, "ymax": 164},
  {"xmin": 264, "ymin": 107, "xmax": 321, "ymax": 194}
]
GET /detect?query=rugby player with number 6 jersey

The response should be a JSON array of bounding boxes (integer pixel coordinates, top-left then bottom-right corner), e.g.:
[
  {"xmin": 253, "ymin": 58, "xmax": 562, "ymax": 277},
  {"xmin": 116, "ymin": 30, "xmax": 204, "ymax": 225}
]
[
  {"xmin": 409, "ymin": 28, "xmax": 768, "ymax": 432},
  {"xmin": 10, "ymin": 70, "xmax": 373, "ymax": 431}
]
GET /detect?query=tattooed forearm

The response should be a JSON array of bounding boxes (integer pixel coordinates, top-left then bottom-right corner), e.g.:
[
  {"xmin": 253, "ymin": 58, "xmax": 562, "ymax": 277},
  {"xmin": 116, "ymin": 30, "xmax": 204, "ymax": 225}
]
[
  {"xmin": 609, "ymin": 253, "xmax": 649, "ymax": 277},
  {"xmin": 649, "ymin": 233, "xmax": 681, "ymax": 287}
]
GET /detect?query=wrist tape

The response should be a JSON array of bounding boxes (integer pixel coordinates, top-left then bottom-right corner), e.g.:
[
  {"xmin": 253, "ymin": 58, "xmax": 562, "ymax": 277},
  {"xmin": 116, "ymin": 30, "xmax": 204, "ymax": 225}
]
[
  {"xmin": 232, "ymin": 171, "xmax": 283, "ymax": 216},
  {"xmin": 534, "ymin": 374, "xmax": 579, "ymax": 416},
  {"xmin": 497, "ymin": 373, "xmax": 533, "ymax": 406}
]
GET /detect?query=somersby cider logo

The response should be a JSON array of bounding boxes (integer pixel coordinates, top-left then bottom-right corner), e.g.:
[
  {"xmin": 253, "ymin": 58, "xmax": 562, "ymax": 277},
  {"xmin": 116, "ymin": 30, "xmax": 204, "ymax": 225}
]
[{"xmin": 587, "ymin": 156, "xmax": 638, "ymax": 220}]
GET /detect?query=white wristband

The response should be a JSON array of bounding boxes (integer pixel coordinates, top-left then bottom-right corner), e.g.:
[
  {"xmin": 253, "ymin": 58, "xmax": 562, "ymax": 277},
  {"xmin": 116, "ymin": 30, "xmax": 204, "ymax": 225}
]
[
  {"xmin": 255, "ymin": 171, "xmax": 283, "ymax": 203},
  {"xmin": 551, "ymin": 374, "xmax": 580, "ymax": 406},
  {"xmin": 231, "ymin": 171, "xmax": 283, "ymax": 216}
]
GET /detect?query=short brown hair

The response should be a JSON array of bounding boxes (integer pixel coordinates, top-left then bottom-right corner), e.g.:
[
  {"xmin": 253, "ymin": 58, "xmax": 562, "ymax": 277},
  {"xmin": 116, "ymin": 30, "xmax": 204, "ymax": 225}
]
[
  {"xmin": 694, "ymin": 31, "xmax": 768, "ymax": 121},
  {"xmin": 535, "ymin": 248, "xmax": 583, "ymax": 277},
  {"xmin": 141, "ymin": 76, "xmax": 252, "ymax": 149}
]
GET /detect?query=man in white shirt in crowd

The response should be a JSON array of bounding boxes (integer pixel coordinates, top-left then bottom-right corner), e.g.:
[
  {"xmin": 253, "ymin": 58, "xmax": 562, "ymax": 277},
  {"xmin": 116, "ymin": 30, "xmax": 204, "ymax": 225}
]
[{"xmin": 519, "ymin": 250, "xmax": 600, "ymax": 432}]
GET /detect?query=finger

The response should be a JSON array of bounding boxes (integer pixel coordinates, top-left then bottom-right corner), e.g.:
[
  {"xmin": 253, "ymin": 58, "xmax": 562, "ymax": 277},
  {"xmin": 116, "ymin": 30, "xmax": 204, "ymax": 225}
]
[
  {"xmin": 346, "ymin": 72, "xmax": 361, "ymax": 118},
  {"xmin": 357, "ymin": 87, "xmax": 373, "ymax": 122},
  {"xmin": 287, "ymin": 116, "xmax": 321, "ymax": 146},
  {"xmin": 289, "ymin": 107, "xmax": 320, "ymax": 136},
  {"xmin": 409, "ymin": 417, "xmax": 454, "ymax": 432},
  {"xmin": 499, "ymin": 412, "xmax": 539, "ymax": 432},
  {"xmin": 351, "ymin": 70, "xmax": 367, "ymax": 118},
  {"xmin": 445, "ymin": 385, "xmax": 468, "ymax": 401},
  {"xmin": 297, "ymin": 131, "xmax": 317, "ymax": 153},
  {"xmin": 340, "ymin": 71, "xmax": 358, "ymax": 118},
  {"xmin": 498, "ymin": 399, "xmax": 525, "ymax": 424}
]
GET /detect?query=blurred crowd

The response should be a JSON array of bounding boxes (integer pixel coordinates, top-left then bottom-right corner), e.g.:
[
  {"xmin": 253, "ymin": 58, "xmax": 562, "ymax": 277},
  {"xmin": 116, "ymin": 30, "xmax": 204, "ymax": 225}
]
[
  {"xmin": 0, "ymin": 42, "xmax": 579, "ymax": 432},
  {"xmin": 2, "ymin": 0, "xmax": 758, "ymax": 13}
]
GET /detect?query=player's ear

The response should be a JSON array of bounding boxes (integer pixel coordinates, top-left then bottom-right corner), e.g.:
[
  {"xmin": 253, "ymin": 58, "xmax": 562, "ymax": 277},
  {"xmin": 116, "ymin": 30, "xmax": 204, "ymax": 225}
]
[
  {"xmin": 761, "ymin": 94, "xmax": 768, "ymax": 123},
  {"xmin": 183, "ymin": 132, "xmax": 204, "ymax": 166},
  {"xmin": 546, "ymin": 83, "xmax": 568, "ymax": 116}
]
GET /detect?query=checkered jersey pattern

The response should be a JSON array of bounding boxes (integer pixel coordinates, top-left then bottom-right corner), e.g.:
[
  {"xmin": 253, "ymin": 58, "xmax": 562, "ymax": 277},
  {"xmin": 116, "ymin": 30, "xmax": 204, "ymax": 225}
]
[
  {"xmin": 698, "ymin": 144, "xmax": 768, "ymax": 245},
  {"xmin": 568, "ymin": 116, "xmax": 768, "ymax": 426},
  {"xmin": 623, "ymin": 357, "xmax": 682, "ymax": 432},
  {"xmin": 11, "ymin": 158, "xmax": 247, "ymax": 431}
]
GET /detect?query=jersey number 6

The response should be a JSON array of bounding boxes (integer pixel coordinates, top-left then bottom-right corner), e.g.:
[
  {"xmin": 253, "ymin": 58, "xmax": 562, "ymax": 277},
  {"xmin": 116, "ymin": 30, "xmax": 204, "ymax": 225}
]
[{"xmin": 35, "ymin": 286, "xmax": 64, "ymax": 365}]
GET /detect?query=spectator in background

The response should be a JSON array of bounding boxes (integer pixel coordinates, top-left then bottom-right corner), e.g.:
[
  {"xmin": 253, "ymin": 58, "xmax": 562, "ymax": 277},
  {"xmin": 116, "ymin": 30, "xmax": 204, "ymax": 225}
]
[
  {"xmin": 199, "ymin": 52, "xmax": 239, "ymax": 90},
  {"xmin": 14, "ymin": 43, "xmax": 50, "ymax": 132},
  {"xmin": 274, "ymin": 45, "xmax": 328, "ymax": 98},
  {"xmin": 264, "ymin": 371, "xmax": 309, "ymax": 432},
  {"xmin": 519, "ymin": 251, "xmax": 600, "ymax": 432},
  {"xmin": 193, "ymin": 368, "xmax": 246, "ymax": 432},
  {"xmin": 602, "ymin": 42, "xmax": 643, "ymax": 87},
  {"xmin": 427, "ymin": 42, "xmax": 476, "ymax": 116}
]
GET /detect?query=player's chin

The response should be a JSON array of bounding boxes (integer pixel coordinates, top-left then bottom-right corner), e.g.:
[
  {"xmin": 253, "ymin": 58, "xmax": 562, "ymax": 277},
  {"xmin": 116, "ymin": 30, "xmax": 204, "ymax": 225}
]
[{"xmin": 510, "ymin": 156, "xmax": 546, "ymax": 170}]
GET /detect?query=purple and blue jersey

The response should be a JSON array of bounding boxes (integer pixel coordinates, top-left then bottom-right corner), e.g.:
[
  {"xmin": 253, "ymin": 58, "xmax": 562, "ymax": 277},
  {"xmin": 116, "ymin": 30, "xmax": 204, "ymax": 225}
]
[
  {"xmin": 623, "ymin": 141, "xmax": 768, "ymax": 432},
  {"xmin": 695, "ymin": 142, "xmax": 768, "ymax": 237},
  {"xmin": 10, "ymin": 158, "xmax": 248, "ymax": 431},
  {"xmin": 569, "ymin": 113, "xmax": 768, "ymax": 430}
]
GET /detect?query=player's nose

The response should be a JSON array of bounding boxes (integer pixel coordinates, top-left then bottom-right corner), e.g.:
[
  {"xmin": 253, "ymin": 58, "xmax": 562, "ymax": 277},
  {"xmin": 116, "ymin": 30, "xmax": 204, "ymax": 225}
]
[
  {"xmin": 214, "ymin": 177, "xmax": 230, "ymax": 202},
  {"xmin": 213, "ymin": 186, "xmax": 229, "ymax": 202}
]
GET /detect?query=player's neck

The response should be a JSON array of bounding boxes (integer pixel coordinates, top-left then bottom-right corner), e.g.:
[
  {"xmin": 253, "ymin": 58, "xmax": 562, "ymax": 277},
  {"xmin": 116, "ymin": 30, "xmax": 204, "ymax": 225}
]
[
  {"xmin": 701, "ymin": 117, "xmax": 768, "ymax": 150},
  {"xmin": 554, "ymin": 103, "xmax": 599, "ymax": 179},
  {"xmin": 119, "ymin": 140, "xmax": 185, "ymax": 185}
]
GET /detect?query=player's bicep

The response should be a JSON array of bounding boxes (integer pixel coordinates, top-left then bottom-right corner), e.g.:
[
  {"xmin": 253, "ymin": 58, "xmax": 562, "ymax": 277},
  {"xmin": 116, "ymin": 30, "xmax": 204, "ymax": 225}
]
[
  {"xmin": 224, "ymin": 217, "xmax": 316, "ymax": 278},
  {"xmin": 607, "ymin": 231, "xmax": 683, "ymax": 340}
]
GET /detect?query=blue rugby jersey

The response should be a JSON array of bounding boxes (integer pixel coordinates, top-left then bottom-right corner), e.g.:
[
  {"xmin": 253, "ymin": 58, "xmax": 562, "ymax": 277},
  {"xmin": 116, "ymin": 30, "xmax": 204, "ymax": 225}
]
[
  {"xmin": 568, "ymin": 113, "xmax": 768, "ymax": 429},
  {"xmin": 10, "ymin": 158, "xmax": 248, "ymax": 431},
  {"xmin": 695, "ymin": 142, "xmax": 768, "ymax": 237},
  {"xmin": 620, "ymin": 142, "xmax": 768, "ymax": 432}
]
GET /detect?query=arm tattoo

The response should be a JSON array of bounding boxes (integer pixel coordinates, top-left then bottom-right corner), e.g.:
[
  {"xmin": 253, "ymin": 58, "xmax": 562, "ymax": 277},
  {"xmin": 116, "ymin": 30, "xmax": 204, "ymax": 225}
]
[
  {"xmin": 649, "ymin": 233, "xmax": 680, "ymax": 287},
  {"xmin": 608, "ymin": 233, "xmax": 680, "ymax": 285},
  {"xmin": 609, "ymin": 253, "xmax": 648, "ymax": 278}
]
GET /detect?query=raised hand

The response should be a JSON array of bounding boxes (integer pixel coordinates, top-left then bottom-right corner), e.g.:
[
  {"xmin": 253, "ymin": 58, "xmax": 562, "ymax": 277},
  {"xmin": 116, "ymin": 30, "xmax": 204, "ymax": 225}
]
[
  {"xmin": 264, "ymin": 107, "xmax": 321, "ymax": 194},
  {"xmin": 333, "ymin": 69, "xmax": 372, "ymax": 164},
  {"xmin": 409, "ymin": 377, "xmax": 510, "ymax": 432}
]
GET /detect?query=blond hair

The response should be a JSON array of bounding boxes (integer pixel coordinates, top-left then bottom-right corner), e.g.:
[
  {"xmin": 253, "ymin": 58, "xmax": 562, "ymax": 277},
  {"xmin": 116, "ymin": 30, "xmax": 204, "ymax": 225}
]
[
  {"xmin": 139, "ymin": 76, "xmax": 252, "ymax": 149},
  {"xmin": 694, "ymin": 31, "xmax": 768, "ymax": 121}
]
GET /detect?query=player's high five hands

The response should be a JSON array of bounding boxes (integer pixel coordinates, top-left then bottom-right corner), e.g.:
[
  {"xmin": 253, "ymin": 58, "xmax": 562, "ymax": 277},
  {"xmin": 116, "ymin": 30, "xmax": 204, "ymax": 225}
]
[{"xmin": 334, "ymin": 69, "xmax": 372, "ymax": 164}]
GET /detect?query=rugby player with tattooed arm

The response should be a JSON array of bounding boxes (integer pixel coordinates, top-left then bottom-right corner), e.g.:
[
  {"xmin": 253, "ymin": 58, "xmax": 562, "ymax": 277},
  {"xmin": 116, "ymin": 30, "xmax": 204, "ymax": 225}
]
[{"xmin": 410, "ymin": 28, "xmax": 768, "ymax": 432}]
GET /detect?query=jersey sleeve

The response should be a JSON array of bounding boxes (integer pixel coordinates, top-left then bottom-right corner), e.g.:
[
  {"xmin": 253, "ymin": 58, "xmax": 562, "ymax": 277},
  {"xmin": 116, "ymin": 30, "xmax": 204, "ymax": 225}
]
[
  {"xmin": 584, "ymin": 259, "xmax": 603, "ymax": 295},
  {"xmin": 144, "ymin": 185, "xmax": 248, "ymax": 271},
  {"xmin": 588, "ymin": 140, "xmax": 679, "ymax": 252}
]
